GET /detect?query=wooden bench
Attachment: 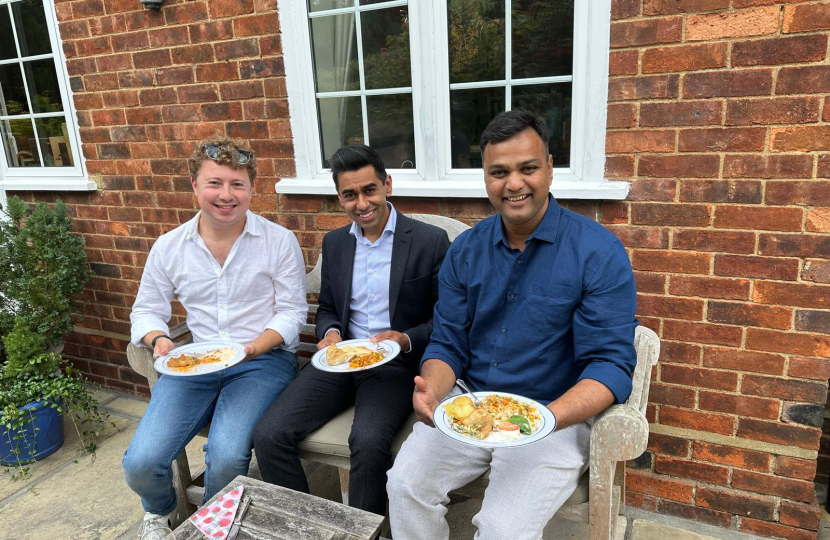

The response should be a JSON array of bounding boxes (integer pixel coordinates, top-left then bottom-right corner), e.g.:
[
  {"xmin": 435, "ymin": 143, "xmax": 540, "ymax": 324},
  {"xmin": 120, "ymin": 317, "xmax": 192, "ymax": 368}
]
[{"xmin": 126, "ymin": 213, "xmax": 660, "ymax": 540}]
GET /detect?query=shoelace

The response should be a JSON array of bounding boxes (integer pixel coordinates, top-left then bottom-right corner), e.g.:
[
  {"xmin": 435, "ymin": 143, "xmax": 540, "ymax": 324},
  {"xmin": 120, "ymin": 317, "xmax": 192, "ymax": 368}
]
[{"xmin": 138, "ymin": 518, "xmax": 170, "ymax": 538}]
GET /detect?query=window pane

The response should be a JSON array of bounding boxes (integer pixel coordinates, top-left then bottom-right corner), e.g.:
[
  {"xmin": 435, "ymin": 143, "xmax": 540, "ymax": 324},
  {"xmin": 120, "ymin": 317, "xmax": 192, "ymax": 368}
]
[
  {"xmin": 0, "ymin": 8, "xmax": 16, "ymax": 61},
  {"xmin": 0, "ymin": 63, "xmax": 29, "ymax": 115},
  {"xmin": 310, "ymin": 14, "xmax": 360, "ymax": 92},
  {"xmin": 362, "ymin": 7, "xmax": 411, "ymax": 89},
  {"xmin": 512, "ymin": 0, "xmax": 573, "ymax": 79},
  {"xmin": 367, "ymin": 93, "xmax": 415, "ymax": 168},
  {"xmin": 24, "ymin": 59, "xmax": 63, "ymax": 113},
  {"xmin": 308, "ymin": 0, "xmax": 352, "ymax": 12},
  {"xmin": 34, "ymin": 117, "xmax": 73, "ymax": 167},
  {"xmin": 11, "ymin": 0, "xmax": 51, "ymax": 58},
  {"xmin": 360, "ymin": 0, "xmax": 396, "ymax": 5},
  {"xmin": 318, "ymin": 96, "xmax": 363, "ymax": 167},
  {"xmin": 1, "ymin": 118, "xmax": 40, "ymax": 167},
  {"xmin": 450, "ymin": 87, "xmax": 505, "ymax": 169},
  {"xmin": 512, "ymin": 82, "xmax": 571, "ymax": 167},
  {"xmin": 448, "ymin": 0, "xmax": 504, "ymax": 84}
]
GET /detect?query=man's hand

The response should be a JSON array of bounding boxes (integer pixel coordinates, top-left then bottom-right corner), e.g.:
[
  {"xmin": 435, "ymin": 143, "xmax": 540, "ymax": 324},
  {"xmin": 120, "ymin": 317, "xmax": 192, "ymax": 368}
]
[
  {"xmin": 242, "ymin": 343, "xmax": 257, "ymax": 361},
  {"xmin": 413, "ymin": 376, "xmax": 438, "ymax": 427},
  {"xmin": 317, "ymin": 330, "xmax": 342, "ymax": 350},
  {"xmin": 371, "ymin": 330, "xmax": 410, "ymax": 351},
  {"xmin": 153, "ymin": 337, "xmax": 174, "ymax": 359}
]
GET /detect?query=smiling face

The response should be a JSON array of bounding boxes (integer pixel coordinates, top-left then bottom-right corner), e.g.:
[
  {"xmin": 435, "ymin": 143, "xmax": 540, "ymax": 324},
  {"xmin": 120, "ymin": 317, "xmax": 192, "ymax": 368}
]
[
  {"xmin": 336, "ymin": 165, "xmax": 392, "ymax": 242},
  {"xmin": 483, "ymin": 128, "xmax": 553, "ymax": 243},
  {"xmin": 191, "ymin": 159, "xmax": 252, "ymax": 231}
]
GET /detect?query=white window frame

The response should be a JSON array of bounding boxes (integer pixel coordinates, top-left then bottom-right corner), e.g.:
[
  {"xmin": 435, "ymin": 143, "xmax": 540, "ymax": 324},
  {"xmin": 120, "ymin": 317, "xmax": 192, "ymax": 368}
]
[
  {"xmin": 0, "ymin": 0, "xmax": 94, "ymax": 192},
  {"xmin": 276, "ymin": 0, "xmax": 627, "ymax": 199}
]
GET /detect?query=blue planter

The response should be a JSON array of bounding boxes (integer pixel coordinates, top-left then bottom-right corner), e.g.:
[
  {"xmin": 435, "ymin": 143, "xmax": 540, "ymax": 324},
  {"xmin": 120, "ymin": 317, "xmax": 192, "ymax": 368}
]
[{"xmin": 0, "ymin": 400, "xmax": 65, "ymax": 466}]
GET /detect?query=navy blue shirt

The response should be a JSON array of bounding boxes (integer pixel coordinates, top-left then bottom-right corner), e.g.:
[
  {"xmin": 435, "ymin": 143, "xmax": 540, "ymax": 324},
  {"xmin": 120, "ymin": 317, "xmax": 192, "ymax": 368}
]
[{"xmin": 423, "ymin": 197, "xmax": 638, "ymax": 405}]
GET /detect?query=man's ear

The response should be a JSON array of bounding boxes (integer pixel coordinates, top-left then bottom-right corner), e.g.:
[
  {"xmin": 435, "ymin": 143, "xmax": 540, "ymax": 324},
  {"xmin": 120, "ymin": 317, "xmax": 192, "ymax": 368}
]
[
  {"xmin": 191, "ymin": 176, "xmax": 198, "ymax": 192},
  {"xmin": 385, "ymin": 174, "xmax": 393, "ymax": 197}
]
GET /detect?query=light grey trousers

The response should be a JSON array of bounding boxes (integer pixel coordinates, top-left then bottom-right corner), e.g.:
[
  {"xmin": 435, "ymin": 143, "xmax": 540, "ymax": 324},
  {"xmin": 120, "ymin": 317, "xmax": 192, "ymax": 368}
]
[{"xmin": 387, "ymin": 416, "xmax": 591, "ymax": 540}]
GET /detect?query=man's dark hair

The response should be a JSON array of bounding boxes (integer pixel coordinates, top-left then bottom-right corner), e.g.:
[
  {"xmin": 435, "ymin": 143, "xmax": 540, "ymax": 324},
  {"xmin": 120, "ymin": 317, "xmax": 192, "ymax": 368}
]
[
  {"xmin": 329, "ymin": 144, "xmax": 387, "ymax": 190},
  {"xmin": 480, "ymin": 109, "xmax": 550, "ymax": 156}
]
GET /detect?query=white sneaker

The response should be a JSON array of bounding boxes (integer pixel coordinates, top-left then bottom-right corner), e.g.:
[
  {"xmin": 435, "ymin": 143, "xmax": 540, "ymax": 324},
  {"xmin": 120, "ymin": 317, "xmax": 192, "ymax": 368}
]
[{"xmin": 138, "ymin": 511, "xmax": 175, "ymax": 540}]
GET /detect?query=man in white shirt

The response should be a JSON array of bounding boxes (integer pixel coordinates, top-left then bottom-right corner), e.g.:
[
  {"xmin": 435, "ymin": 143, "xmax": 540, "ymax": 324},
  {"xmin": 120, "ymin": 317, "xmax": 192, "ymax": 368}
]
[
  {"xmin": 123, "ymin": 137, "xmax": 307, "ymax": 538},
  {"xmin": 253, "ymin": 145, "xmax": 449, "ymax": 516}
]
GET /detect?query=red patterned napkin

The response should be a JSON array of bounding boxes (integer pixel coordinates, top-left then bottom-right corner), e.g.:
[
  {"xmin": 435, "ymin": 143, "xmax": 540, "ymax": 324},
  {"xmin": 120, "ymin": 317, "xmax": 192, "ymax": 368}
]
[{"xmin": 189, "ymin": 485, "xmax": 244, "ymax": 539}]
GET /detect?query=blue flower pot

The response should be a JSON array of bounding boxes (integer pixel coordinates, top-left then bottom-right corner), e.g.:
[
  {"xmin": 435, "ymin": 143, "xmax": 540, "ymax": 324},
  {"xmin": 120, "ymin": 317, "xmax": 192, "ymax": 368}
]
[{"xmin": 0, "ymin": 400, "xmax": 65, "ymax": 466}]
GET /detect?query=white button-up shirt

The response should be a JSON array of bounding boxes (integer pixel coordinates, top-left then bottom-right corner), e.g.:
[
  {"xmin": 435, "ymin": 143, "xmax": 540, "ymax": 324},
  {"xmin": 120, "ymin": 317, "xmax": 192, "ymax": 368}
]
[{"xmin": 130, "ymin": 211, "xmax": 308, "ymax": 352}]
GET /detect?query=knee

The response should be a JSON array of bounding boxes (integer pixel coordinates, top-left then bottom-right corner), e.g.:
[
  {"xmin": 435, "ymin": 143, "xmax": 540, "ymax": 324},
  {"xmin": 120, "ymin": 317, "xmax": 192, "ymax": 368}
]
[
  {"xmin": 387, "ymin": 455, "xmax": 432, "ymax": 503},
  {"xmin": 349, "ymin": 431, "xmax": 392, "ymax": 461},
  {"xmin": 206, "ymin": 441, "xmax": 251, "ymax": 475},
  {"xmin": 123, "ymin": 447, "xmax": 167, "ymax": 486},
  {"xmin": 252, "ymin": 418, "xmax": 296, "ymax": 455}
]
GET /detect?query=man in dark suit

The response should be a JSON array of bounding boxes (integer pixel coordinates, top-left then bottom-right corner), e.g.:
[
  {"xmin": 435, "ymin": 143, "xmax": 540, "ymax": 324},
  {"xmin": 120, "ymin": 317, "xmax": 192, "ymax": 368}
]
[{"xmin": 253, "ymin": 145, "xmax": 450, "ymax": 515}]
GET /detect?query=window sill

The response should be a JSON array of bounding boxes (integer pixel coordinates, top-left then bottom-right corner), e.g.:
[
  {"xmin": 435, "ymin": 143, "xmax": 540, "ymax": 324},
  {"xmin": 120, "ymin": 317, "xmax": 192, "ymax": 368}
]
[
  {"xmin": 0, "ymin": 178, "xmax": 98, "ymax": 191},
  {"xmin": 274, "ymin": 178, "xmax": 630, "ymax": 200}
]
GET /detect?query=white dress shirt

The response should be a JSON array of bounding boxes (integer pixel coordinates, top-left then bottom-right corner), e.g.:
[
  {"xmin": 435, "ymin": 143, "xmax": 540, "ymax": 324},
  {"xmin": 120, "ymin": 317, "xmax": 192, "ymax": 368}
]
[{"xmin": 130, "ymin": 210, "xmax": 308, "ymax": 352}]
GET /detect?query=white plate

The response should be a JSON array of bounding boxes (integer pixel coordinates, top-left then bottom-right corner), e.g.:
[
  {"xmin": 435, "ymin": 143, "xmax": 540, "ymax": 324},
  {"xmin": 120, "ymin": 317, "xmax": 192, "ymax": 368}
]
[
  {"xmin": 154, "ymin": 341, "xmax": 246, "ymax": 377},
  {"xmin": 311, "ymin": 338, "xmax": 401, "ymax": 373},
  {"xmin": 435, "ymin": 391, "xmax": 556, "ymax": 448}
]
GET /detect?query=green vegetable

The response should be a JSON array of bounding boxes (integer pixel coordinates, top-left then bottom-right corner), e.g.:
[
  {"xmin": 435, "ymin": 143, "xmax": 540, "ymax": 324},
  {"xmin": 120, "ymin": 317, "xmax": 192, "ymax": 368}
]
[{"xmin": 507, "ymin": 415, "xmax": 532, "ymax": 435}]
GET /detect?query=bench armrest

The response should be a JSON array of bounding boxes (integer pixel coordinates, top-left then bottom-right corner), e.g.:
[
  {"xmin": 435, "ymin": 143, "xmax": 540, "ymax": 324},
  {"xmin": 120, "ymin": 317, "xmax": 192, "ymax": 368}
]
[
  {"xmin": 125, "ymin": 322, "xmax": 193, "ymax": 388},
  {"xmin": 589, "ymin": 403, "xmax": 649, "ymax": 466}
]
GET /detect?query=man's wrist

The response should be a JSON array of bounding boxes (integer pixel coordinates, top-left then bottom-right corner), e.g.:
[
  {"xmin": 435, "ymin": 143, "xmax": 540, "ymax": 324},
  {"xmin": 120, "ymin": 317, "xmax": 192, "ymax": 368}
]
[
  {"xmin": 324, "ymin": 328, "xmax": 341, "ymax": 338},
  {"xmin": 150, "ymin": 334, "xmax": 172, "ymax": 348}
]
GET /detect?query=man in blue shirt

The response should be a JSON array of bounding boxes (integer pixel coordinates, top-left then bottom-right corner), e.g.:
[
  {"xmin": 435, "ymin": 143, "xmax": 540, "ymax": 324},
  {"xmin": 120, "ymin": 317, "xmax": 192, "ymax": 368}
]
[
  {"xmin": 387, "ymin": 110, "xmax": 637, "ymax": 539},
  {"xmin": 254, "ymin": 145, "xmax": 449, "ymax": 516}
]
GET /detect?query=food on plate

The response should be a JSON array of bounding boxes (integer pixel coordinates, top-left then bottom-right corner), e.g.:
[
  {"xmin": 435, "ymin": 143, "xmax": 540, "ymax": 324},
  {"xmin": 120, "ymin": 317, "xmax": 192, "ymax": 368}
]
[
  {"xmin": 325, "ymin": 343, "xmax": 385, "ymax": 369},
  {"xmin": 444, "ymin": 394, "xmax": 542, "ymax": 442},
  {"xmin": 167, "ymin": 347, "xmax": 236, "ymax": 372}
]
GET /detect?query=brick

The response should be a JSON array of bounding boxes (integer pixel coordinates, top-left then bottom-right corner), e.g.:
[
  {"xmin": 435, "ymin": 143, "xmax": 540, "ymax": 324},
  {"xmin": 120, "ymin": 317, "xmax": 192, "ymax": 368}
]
[
  {"xmin": 605, "ymin": 156, "xmax": 635, "ymax": 177},
  {"xmin": 234, "ymin": 13, "xmax": 279, "ymax": 36},
  {"xmin": 713, "ymin": 206, "xmax": 803, "ymax": 232},
  {"xmin": 606, "ymin": 130, "xmax": 675, "ymax": 153},
  {"xmin": 612, "ymin": 0, "xmax": 640, "ymax": 19},
  {"xmin": 171, "ymin": 44, "xmax": 214, "ymax": 65},
  {"xmin": 684, "ymin": 70, "xmax": 772, "ymax": 98},
  {"xmin": 148, "ymin": 26, "xmax": 188, "ymax": 48},
  {"xmin": 661, "ymin": 364, "xmax": 738, "ymax": 391},
  {"xmin": 608, "ymin": 226, "xmax": 668, "ymax": 249},
  {"xmin": 633, "ymin": 250, "xmax": 710, "ymax": 275},
  {"xmin": 139, "ymin": 87, "xmax": 177, "ymax": 106},
  {"xmin": 759, "ymin": 234, "xmax": 830, "ymax": 259},
  {"xmin": 784, "ymin": 2, "xmax": 830, "ymax": 33},
  {"xmin": 703, "ymin": 347, "xmax": 785, "ymax": 374},
  {"xmin": 607, "ymin": 104, "xmax": 637, "ymax": 129},
  {"xmin": 777, "ymin": 65, "xmax": 830, "ymax": 95},
  {"xmin": 775, "ymin": 456, "xmax": 817, "ymax": 480},
  {"xmin": 627, "ymin": 179, "xmax": 676, "ymax": 202},
  {"xmin": 188, "ymin": 20, "xmax": 234, "ymax": 42},
  {"xmin": 696, "ymin": 485, "xmax": 775, "ymax": 519},
  {"xmin": 215, "ymin": 38, "xmax": 260, "ymax": 61},
  {"xmin": 655, "ymin": 455, "xmax": 730, "ymax": 484},
  {"xmin": 202, "ymin": 103, "xmax": 243, "ymax": 123},
  {"xmin": 699, "ymin": 391, "xmax": 779, "ymax": 421},
  {"xmin": 608, "ymin": 75, "xmax": 679, "ymax": 101},
  {"xmin": 753, "ymin": 281, "xmax": 830, "ymax": 310},
  {"xmin": 176, "ymin": 84, "xmax": 219, "ymax": 104},
  {"xmin": 609, "ymin": 50, "xmax": 638, "ymax": 76},
  {"xmin": 772, "ymin": 126, "xmax": 830, "ymax": 152},
  {"xmin": 649, "ymin": 383, "xmax": 696, "ymax": 407},
  {"xmin": 638, "ymin": 155, "xmax": 720, "ymax": 178},
  {"xmin": 727, "ymin": 97, "xmax": 820, "ymax": 126},
  {"xmin": 782, "ymin": 403, "xmax": 824, "ymax": 428},
  {"xmin": 196, "ymin": 62, "xmax": 240, "ymax": 82},
  {"xmin": 686, "ymin": 6, "xmax": 780, "ymax": 41},
  {"xmin": 674, "ymin": 230, "xmax": 755, "ymax": 254},
  {"xmin": 643, "ymin": 0, "xmax": 729, "ymax": 15},
  {"xmin": 225, "ymin": 122, "xmax": 269, "ymax": 140},
  {"xmin": 643, "ymin": 42, "xmax": 726, "ymax": 74},
  {"xmin": 208, "ymin": 0, "xmax": 254, "ymax": 18},
  {"xmin": 647, "ymin": 433, "xmax": 691, "ymax": 457},
  {"xmin": 660, "ymin": 341, "xmax": 701, "ymax": 364},
  {"xmin": 76, "ymin": 36, "xmax": 112, "ymax": 56},
  {"xmin": 118, "ymin": 70, "xmax": 153, "ymax": 88},
  {"xmin": 788, "ymin": 356, "xmax": 830, "ymax": 381},
  {"xmin": 638, "ymin": 295, "xmax": 703, "ymax": 320},
  {"xmin": 732, "ymin": 469, "xmax": 818, "ymax": 501},
  {"xmin": 747, "ymin": 328, "xmax": 830, "ymax": 358},
  {"xmin": 723, "ymin": 154, "xmax": 813, "ymax": 179},
  {"xmin": 164, "ymin": 2, "xmax": 208, "ymax": 24},
  {"xmin": 84, "ymin": 73, "xmax": 119, "ymax": 91},
  {"xmin": 664, "ymin": 320, "xmax": 743, "ymax": 346},
  {"xmin": 735, "ymin": 35, "xmax": 827, "ymax": 68},
  {"xmin": 807, "ymin": 208, "xmax": 830, "ymax": 233},
  {"xmin": 679, "ymin": 127, "xmax": 765, "ymax": 153},
  {"xmin": 626, "ymin": 470, "xmax": 694, "ymax": 503},
  {"xmin": 795, "ymin": 310, "xmax": 830, "ymax": 334},
  {"xmin": 110, "ymin": 31, "xmax": 149, "ymax": 53},
  {"xmin": 780, "ymin": 500, "xmax": 822, "ymax": 531},
  {"xmin": 102, "ymin": 89, "xmax": 139, "ymax": 108},
  {"xmin": 714, "ymin": 255, "xmax": 799, "ymax": 282},
  {"xmin": 658, "ymin": 500, "xmax": 732, "ymax": 528},
  {"xmin": 740, "ymin": 518, "xmax": 816, "ymax": 540},
  {"xmin": 803, "ymin": 260, "xmax": 830, "ymax": 284},
  {"xmin": 633, "ymin": 271, "xmax": 666, "ymax": 294},
  {"xmin": 610, "ymin": 17, "xmax": 682, "ymax": 48},
  {"xmin": 659, "ymin": 406, "xmax": 736, "ymax": 435},
  {"xmin": 670, "ymin": 276, "xmax": 750, "ymax": 301},
  {"xmin": 91, "ymin": 109, "xmax": 125, "ymax": 126},
  {"xmin": 743, "ymin": 375, "xmax": 827, "ymax": 404},
  {"xmin": 679, "ymin": 180, "xmax": 762, "ymax": 204},
  {"xmin": 640, "ymin": 100, "xmax": 722, "ymax": 127},
  {"xmin": 126, "ymin": 107, "xmax": 163, "ymax": 125},
  {"xmin": 220, "ymin": 80, "xmax": 264, "ymax": 100}
]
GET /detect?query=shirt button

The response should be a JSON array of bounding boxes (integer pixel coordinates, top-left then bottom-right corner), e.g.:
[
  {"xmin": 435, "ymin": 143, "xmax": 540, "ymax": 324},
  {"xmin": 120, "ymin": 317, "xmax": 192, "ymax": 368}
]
[
  {"xmin": 219, "ymin": 303, "xmax": 226, "ymax": 309},
  {"xmin": 370, "ymin": 294, "xmax": 376, "ymax": 299},
  {"xmin": 493, "ymin": 362, "xmax": 499, "ymax": 367},
  {"xmin": 502, "ymin": 328, "xmax": 507, "ymax": 333},
  {"xmin": 369, "ymin": 269, "xmax": 374, "ymax": 274},
  {"xmin": 516, "ymin": 259, "xmax": 522, "ymax": 264},
  {"xmin": 509, "ymin": 293, "xmax": 515, "ymax": 299},
  {"xmin": 369, "ymin": 316, "xmax": 375, "ymax": 320}
]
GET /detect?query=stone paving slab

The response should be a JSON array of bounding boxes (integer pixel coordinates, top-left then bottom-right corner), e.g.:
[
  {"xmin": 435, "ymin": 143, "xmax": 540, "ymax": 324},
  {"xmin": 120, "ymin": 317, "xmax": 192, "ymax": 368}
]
[
  {"xmin": 105, "ymin": 397, "xmax": 149, "ymax": 419},
  {"xmin": 630, "ymin": 520, "xmax": 724, "ymax": 540}
]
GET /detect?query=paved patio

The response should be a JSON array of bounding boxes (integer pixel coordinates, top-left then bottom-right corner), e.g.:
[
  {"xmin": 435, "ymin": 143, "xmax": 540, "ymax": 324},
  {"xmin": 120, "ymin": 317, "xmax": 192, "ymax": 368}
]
[{"xmin": 0, "ymin": 387, "xmax": 824, "ymax": 539}]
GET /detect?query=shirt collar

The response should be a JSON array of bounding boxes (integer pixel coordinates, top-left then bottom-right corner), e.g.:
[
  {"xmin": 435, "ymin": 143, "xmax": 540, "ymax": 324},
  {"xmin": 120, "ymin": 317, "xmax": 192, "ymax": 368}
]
[
  {"xmin": 494, "ymin": 195, "xmax": 560, "ymax": 247},
  {"xmin": 186, "ymin": 210, "xmax": 259, "ymax": 240},
  {"xmin": 349, "ymin": 202, "xmax": 397, "ymax": 244}
]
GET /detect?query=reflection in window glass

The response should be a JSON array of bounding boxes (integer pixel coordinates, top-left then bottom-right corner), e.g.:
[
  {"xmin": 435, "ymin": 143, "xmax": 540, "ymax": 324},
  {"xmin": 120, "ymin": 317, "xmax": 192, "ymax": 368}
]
[
  {"xmin": 0, "ymin": 9, "xmax": 16, "ymax": 61},
  {"xmin": 318, "ymin": 96, "xmax": 363, "ymax": 168},
  {"xmin": 310, "ymin": 13, "xmax": 360, "ymax": 93},
  {"xmin": 308, "ymin": 0, "xmax": 352, "ymax": 12},
  {"xmin": 367, "ymin": 93, "xmax": 415, "ymax": 168},
  {"xmin": 24, "ymin": 59, "xmax": 63, "ymax": 113},
  {"xmin": 513, "ymin": 83, "xmax": 572, "ymax": 167},
  {"xmin": 512, "ymin": 0, "xmax": 573, "ymax": 79},
  {"xmin": 448, "ymin": 0, "xmax": 504, "ymax": 84},
  {"xmin": 1, "ymin": 118, "xmax": 40, "ymax": 167},
  {"xmin": 361, "ymin": 7, "xmax": 411, "ymax": 89},
  {"xmin": 450, "ymin": 87, "xmax": 505, "ymax": 169},
  {"xmin": 34, "ymin": 117, "xmax": 73, "ymax": 167},
  {"xmin": 11, "ymin": 0, "xmax": 51, "ymax": 58},
  {"xmin": 0, "ymin": 63, "xmax": 29, "ymax": 115}
]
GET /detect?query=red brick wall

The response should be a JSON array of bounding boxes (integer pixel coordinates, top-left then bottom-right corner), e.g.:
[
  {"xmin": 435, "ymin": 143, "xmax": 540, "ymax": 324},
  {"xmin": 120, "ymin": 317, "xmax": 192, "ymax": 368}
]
[{"xmin": 6, "ymin": 0, "xmax": 830, "ymax": 538}]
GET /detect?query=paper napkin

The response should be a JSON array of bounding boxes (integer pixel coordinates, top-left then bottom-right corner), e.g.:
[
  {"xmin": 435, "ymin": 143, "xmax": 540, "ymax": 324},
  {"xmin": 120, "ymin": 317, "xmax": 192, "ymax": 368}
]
[{"xmin": 189, "ymin": 485, "xmax": 244, "ymax": 539}]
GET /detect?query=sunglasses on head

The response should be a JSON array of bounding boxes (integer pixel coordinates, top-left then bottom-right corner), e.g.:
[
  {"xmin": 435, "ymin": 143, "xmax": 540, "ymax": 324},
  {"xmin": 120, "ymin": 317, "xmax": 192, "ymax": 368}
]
[{"xmin": 203, "ymin": 144, "xmax": 253, "ymax": 165}]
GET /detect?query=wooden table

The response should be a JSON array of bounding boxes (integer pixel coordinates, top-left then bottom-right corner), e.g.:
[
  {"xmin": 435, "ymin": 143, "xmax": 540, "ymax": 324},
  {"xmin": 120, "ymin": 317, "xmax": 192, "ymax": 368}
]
[{"xmin": 174, "ymin": 476, "xmax": 383, "ymax": 540}]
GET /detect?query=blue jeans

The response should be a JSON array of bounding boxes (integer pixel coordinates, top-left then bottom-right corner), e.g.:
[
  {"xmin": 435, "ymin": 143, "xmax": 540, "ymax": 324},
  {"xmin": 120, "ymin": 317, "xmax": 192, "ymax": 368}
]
[{"xmin": 122, "ymin": 349, "xmax": 297, "ymax": 514}]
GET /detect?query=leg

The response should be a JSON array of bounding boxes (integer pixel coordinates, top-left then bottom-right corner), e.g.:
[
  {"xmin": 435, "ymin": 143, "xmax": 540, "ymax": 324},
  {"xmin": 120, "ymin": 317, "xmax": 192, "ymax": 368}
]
[
  {"xmin": 253, "ymin": 363, "xmax": 356, "ymax": 493},
  {"xmin": 472, "ymin": 421, "xmax": 592, "ymax": 540},
  {"xmin": 202, "ymin": 349, "xmax": 298, "ymax": 501},
  {"xmin": 348, "ymin": 364, "xmax": 416, "ymax": 515},
  {"xmin": 122, "ymin": 374, "xmax": 219, "ymax": 514},
  {"xmin": 387, "ymin": 420, "xmax": 492, "ymax": 540}
]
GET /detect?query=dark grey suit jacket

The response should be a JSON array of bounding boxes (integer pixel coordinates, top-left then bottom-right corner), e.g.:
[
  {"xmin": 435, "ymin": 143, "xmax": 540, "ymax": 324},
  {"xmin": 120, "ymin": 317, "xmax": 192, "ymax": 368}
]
[{"xmin": 314, "ymin": 213, "xmax": 450, "ymax": 371}]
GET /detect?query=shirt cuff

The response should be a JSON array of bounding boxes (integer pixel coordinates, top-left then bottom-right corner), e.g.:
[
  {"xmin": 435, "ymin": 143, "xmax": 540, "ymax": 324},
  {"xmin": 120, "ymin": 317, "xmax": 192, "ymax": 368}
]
[
  {"xmin": 325, "ymin": 327, "xmax": 341, "ymax": 338},
  {"xmin": 403, "ymin": 333, "xmax": 413, "ymax": 353},
  {"xmin": 265, "ymin": 313, "xmax": 304, "ymax": 352},
  {"xmin": 578, "ymin": 362, "xmax": 633, "ymax": 405},
  {"xmin": 421, "ymin": 344, "xmax": 463, "ymax": 379},
  {"xmin": 130, "ymin": 317, "xmax": 170, "ymax": 347}
]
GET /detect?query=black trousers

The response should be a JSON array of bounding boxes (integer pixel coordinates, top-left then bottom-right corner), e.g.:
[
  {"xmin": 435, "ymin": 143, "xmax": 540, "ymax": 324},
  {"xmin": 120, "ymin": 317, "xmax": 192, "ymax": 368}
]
[{"xmin": 252, "ymin": 360, "xmax": 416, "ymax": 516}]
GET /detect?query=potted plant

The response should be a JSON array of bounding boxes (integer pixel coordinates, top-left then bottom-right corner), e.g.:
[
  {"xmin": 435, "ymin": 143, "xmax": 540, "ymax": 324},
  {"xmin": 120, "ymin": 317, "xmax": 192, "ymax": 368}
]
[{"xmin": 0, "ymin": 196, "xmax": 108, "ymax": 477}]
